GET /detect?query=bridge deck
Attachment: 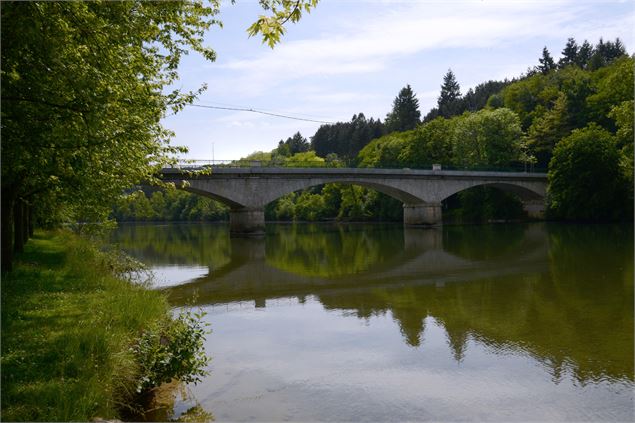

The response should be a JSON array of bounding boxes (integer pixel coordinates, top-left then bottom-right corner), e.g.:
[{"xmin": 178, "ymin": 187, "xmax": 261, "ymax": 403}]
[{"xmin": 161, "ymin": 167, "xmax": 547, "ymax": 180}]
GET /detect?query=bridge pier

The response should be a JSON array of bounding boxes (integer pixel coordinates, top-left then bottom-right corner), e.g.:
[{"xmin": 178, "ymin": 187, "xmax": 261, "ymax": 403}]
[
  {"xmin": 522, "ymin": 200, "xmax": 546, "ymax": 220},
  {"xmin": 230, "ymin": 208, "xmax": 265, "ymax": 237},
  {"xmin": 403, "ymin": 203, "xmax": 443, "ymax": 226}
]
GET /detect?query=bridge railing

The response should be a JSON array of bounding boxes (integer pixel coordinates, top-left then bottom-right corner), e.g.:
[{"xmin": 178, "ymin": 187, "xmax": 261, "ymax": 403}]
[{"xmin": 168, "ymin": 159, "xmax": 546, "ymax": 173}]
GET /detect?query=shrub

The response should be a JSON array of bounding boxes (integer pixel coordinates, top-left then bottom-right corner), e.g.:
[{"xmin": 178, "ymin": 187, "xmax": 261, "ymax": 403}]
[{"xmin": 131, "ymin": 309, "xmax": 210, "ymax": 393}]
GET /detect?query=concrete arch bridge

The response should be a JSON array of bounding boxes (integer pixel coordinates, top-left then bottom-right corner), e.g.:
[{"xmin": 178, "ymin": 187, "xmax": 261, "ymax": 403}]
[{"xmin": 160, "ymin": 167, "xmax": 547, "ymax": 235}]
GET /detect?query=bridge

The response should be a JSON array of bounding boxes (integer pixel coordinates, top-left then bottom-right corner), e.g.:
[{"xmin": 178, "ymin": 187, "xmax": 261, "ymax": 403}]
[{"xmin": 160, "ymin": 167, "xmax": 547, "ymax": 235}]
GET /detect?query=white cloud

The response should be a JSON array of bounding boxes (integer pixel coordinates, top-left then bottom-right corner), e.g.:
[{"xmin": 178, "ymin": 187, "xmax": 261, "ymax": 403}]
[
  {"xmin": 168, "ymin": 0, "xmax": 635, "ymax": 160},
  {"xmin": 218, "ymin": 0, "xmax": 606, "ymax": 94}
]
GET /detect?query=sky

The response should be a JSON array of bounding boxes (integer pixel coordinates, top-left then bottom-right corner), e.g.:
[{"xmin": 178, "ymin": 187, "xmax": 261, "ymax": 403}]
[{"xmin": 163, "ymin": 0, "xmax": 634, "ymax": 162}]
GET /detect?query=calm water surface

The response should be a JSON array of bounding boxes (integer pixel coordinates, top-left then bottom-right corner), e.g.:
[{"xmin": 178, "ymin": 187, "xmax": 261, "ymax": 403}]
[{"xmin": 112, "ymin": 222, "xmax": 634, "ymax": 421}]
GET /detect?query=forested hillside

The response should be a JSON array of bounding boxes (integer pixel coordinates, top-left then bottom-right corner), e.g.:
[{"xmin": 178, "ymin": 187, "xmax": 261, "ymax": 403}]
[{"xmin": 116, "ymin": 37, "xmax": 633, "ymax": 223}]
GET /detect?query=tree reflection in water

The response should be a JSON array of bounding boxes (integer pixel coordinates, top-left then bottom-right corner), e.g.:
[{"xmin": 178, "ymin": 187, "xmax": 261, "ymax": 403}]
[{"xmin": 114, "ymin": 222, "xmax": 634, "ymax": 386}]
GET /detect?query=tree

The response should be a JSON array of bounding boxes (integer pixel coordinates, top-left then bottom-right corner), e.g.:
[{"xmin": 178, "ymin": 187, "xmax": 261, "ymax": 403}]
[
  {"xmin": 275, "ymin": 132, "xmax": 309, "ymax": 157},
  {"xmin": 608, "ymin": 100, "xmax": 634, "ymax": 211},
  {"xmin": 576, "ymin": 40, "xmax": 594, "ymax": 68},
  {"xmin": 398, "ymin": 117, "xmax": 454, "ymax": 167},
  {"xmin": 537, "ymin": 47, "xmax": 557, "ymax": 74},
  {"xmin": 311, "ymin": 114, "xmax": 384, "ymax": 160},
  {"xmin": 385, "ymin": 85, "xmax": 421, "ymax": 132},
  {"xmin": 0, "ymin": 1, "xmax": 319, "ymax": 271},
  {"xmin": 438, "ymin": 69, "xmax": 462, "ymax": 117},
  {"xmin": 525, "ymin": 93, "xmax": 571, "ymax": 168},
  {"xmin": 587, "ymin": 56, "xmax": 634, "ymax": 129},
  {"xmin": 548, "ymin": 125, "xmax": 627, "ymax": 221},
  {"xmin": 451, "ymin": 108, "xmax": 524, "ymax": 168},
  {"xmin": 357, "ymin": 132, "xmax": 410, "ymax": 168},
  {"xmin": 459, "ymin": 80, "xmax": 510, "ymax": 113},
  {"xmin": 559, "ymin": 38, "xmax": 578, "ymax": 68}
]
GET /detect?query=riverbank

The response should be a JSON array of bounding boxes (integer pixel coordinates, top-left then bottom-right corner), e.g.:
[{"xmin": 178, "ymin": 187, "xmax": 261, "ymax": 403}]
[{"xmin": 1, "ymin": 230, "xmax": 175, "ymax": 421}]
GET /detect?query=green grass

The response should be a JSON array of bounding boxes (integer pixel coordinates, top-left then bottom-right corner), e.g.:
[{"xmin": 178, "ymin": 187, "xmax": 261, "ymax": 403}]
[{"xmin": 1, "ymin": 230, "xmax": 171, "ymax": 421}]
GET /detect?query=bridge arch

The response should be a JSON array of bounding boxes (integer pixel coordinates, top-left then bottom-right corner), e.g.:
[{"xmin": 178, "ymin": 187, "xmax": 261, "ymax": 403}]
[
  {"xmin": 259, "ymin": 179, "xmax": 427, "ymax": 206},
  {"xmin": 437, "ymin": 181, "xmax": 545, "ymax": 203},
  {"xmin": 182, "ymin": 186, "xmax": 245, "ymax": 209}
]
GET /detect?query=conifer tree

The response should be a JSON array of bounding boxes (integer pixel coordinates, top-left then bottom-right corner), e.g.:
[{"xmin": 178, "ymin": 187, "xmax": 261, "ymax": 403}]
[
  {"xmin": 576, "ymin": 40, "xmax": 594, "ymax": 68},
  {"xmin": 537, "ymin": 47, "xmax": 557, "ymax": 74},
  {"xmin": 438, "ymin": 69, "xmax": 462, "ymax": 118},
  {"xmin": 559, "ymin": 38, "xmax": 578, "ymax": 68},
  {"xmin": 385, "ymin": 85, "xmax": 421, "ymax": 132}
]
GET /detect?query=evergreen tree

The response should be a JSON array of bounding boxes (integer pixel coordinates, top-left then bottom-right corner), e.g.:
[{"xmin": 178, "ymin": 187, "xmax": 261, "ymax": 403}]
[
  {"xmin": 438, "ymin": 69, "xmax": 462, "ymax": 118},
  {"xmin": 559, "ymin": 38, "xmax": 578, "ymax": 68},
  {"xmin": 537, "ymin": 47, "xmax": 557, "ymax": 74},
  {"xmin": 385, "ymin": 85, "xmax": 421, "ymax": 132},
  {"xmin": 605, "ymin": 38, "xmax": 627, "ymax": 62},
  {"xmin": 587, "ymin": 37, "xmax": 625, "ymax": 70},
  {"xmin": 310, "ymin": 114, "xmax": 385, "ymax": 160},
  {"xmin": 576, "ymin": 40, "xmax": 593, "ymax": 68},
  {"xmin": 273, "ymin": 132, "xmax": 309, "ymax": 158}
]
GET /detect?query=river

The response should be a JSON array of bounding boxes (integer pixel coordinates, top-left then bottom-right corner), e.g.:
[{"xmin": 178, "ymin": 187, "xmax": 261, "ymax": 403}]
[{"xmin": 111, "ymin": 222, "xmax": 634, "ymax": 421}]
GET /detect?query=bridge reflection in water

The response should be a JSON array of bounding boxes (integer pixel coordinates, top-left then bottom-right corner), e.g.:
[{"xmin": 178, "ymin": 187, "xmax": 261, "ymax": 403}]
[{"xmin": 113, "ymin": 223, "xmax": 634, "ymax": 387}]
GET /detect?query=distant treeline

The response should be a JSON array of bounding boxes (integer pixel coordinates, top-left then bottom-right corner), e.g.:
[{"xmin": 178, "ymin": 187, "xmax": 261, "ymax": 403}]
[
  {"xmin": 112, "ymin": 188, "xmax": 228, "ymax": 222},
  {"xmin": 114, "ymin": 37, "xmax": 633, "ymax": 223}
]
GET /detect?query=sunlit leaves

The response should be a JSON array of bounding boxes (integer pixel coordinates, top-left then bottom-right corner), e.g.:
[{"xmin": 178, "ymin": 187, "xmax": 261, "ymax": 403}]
[{"xmin": 247, "ymin": 0, "xmax": 320, "ymax": 48}]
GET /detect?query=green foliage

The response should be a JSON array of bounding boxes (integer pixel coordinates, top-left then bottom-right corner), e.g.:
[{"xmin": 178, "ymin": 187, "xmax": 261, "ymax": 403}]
[
  {"xmin": 241, "ymin": 151, "xmax": 273, "ymax": 162},
  {"xmin": 537, "ymin": 47, "xmax": 557, "ymax": 74},
  {"xmin": 357, "ymin": 132, "xmax": 410, "ymax": 168},
  {"xmin": 1, "ymin": 1, "xmax": 217, "ymax": 230},
  {"xmin": 444, "ymin": 186, "xmax": 524, "ymax": 223},
  {"xmin": 311, "ymin": 113, "xmax": 385, "ymax": 160},
  {"xmin": 275, "ymin": 132, "xmax": 310, "ymax": 157},
  {"xmin": 246, "ymin": 0, "xmax": 320, "ymax": 48},
  {"xmin": 0, "ymin": 231, "xmax": 195, "ymax": 421},
  {"xmin": 131, "ymin": 310, "xmax": 209, "ymax": 393},
  {"xmin": 385, "ymin": 85, "xmax": 421, "ymax": 133},
  {"xmin": 284, "ymin": 151, "xmax": 325, "ymax": 167},
  {"xmin": 525, "ymin": 93, "xmax": 571, "ymax": 167},
  {"xmin": 112, "ymin": 189, "xmax": 229, "ymax": 222},
  {"xmin": 559, "ymin": 38, "xmax": 579, "ymax": 68},
  {"xmin": 587, "ymin": 56, "xmax": 634, "ymax": 129},
  {"xmin": 451, "ymin": 108, "xmax": 524, "ymax": 168},
  {"xmin": 294, "ymin": 192, "xmax": 326, "ymax": 221},
  {"xmin": 398, "ymin": 117, "xmax": 454, "ymax": 167},
  {"xmin": 502, "ymin": 73, "xmax": 557, "ymax": 130},
  {"xmin": 609, "ymin": 100, "xmax": 634, "ymax": 210},
  {"xmin": 438, "ymin": 69, "xmax": 462, "ymax": 118},
  {"xmin": 1, "ymin": 0, "xmax": 319, "ymax": 271},
  {"xmin": 548, "ymin": 124, "xmax": 629, "ymax": 221}
]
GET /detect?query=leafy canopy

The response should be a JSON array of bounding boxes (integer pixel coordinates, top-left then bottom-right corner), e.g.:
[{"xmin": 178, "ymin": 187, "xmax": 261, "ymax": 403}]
[
  {"xmin": 547, "ymin": 124, "xmax": 627, "ymax": 221},
  {"xmin": 1, "ymin": 0, "xmax": 318, "ymax": 227}
]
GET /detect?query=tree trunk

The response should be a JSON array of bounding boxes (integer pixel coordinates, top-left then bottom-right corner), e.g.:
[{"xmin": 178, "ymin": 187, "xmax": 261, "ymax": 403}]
[
  {"xmin": 22, "ymin": 202, "xmax": 30, "ymax": 244},
  {"xmin": 14, "ymin": 200, "xmax": 25, "ymax": 254},
  {"xmin": 2, "ymin": 195, "xmax": 15, "ymax": 273},
  {"xmin": 28, "ymin": 204, "xmax": 34, "ymax": 237}
]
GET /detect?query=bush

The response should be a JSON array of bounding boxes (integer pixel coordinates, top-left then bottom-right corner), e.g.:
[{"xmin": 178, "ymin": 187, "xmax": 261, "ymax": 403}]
[{"xmin": 131, "ymin": 310, "xmax": 210, "ymax": 393}]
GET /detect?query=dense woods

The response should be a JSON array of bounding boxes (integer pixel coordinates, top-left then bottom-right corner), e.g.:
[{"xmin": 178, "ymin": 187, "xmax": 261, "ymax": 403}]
[{"xmin": 117, "ymin": 37, "xmax": 634, "ymax": 224}]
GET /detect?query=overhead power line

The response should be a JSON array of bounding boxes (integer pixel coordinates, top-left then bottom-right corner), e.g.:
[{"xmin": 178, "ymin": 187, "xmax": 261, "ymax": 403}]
[{"xmin": 188, "ymin": 103, "xmax": 336, "ymax": 124}]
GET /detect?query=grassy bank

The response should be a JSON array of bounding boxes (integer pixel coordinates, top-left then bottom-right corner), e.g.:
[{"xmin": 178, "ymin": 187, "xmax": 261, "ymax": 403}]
[{"xmin": 1, "ymin": 230, "xmax": 172, "ymax": 421}]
